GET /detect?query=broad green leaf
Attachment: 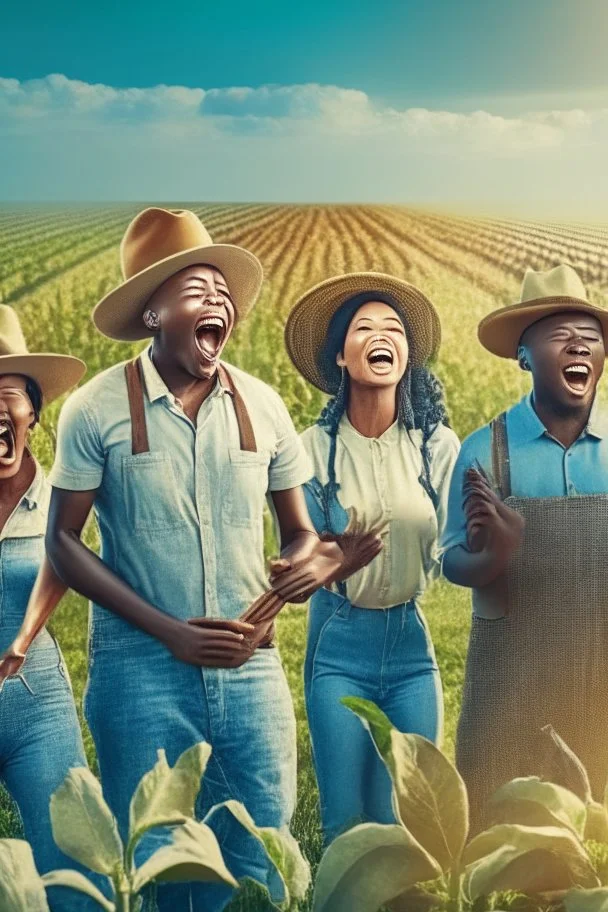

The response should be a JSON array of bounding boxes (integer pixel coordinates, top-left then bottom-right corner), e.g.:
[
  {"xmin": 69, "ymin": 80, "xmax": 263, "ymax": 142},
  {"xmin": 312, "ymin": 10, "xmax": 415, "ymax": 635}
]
[
  {"xmin": 585, "ymin": 803, "xmax": 608, "ymax": 843},
  {"xmin": 463, "ymin": 824, "xmax": 599, "ymax": 899},
  {"xmin": 541, "ymin": 725, "xmax": 592, "ymax": 803},
  {"xmin": 128, "ymin": 743, "xmax": 211, "ymax": 849},
  {"xmin": 313, "ymin": 823, "xmax": 442, "ymax": 912},
  {"xmin": 132, "ymin": 819, "xmax": 237, "ymax": 893},
  {"xmin": 0, "ymin": 840, "xmax": 49, "ymax": 911},
  {"xmin": 50, "ymin": 768, "xmax": 124, "ymax": 877},
  {"xmin": 565, "ymin": 888, "xmax": 608, "ymax": 912},
  {"xmin": 205, "ymin": 799, "xmax": 310, "ymax": 905},
  {"xmin": 344, "ymin": 697, "xmax": 468, "ymax": 871},
  {"xmin": 491, "ymin": 778, "xmax": 587, "ymax": 837},
  {"xmin": 42, "ymin": 870, "xmax": 115, "ymax": 911}
]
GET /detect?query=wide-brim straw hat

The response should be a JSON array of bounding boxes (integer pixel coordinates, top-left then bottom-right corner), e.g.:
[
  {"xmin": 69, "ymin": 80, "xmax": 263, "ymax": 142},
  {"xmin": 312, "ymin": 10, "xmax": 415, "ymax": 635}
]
[
  {"xmin": 0, "ymin": 305, "xmax": 85, "ymax": 403},
  {"xmin": 478, "ymin": 264, "xmax": 608, "ymax": 358},
  {"xmin": 93, "ymin": 208, "xmax": 263, "ymax": 341},
  {"xmin": 285, "ymin": 272, "xmax": 441, "ymax": 394}
]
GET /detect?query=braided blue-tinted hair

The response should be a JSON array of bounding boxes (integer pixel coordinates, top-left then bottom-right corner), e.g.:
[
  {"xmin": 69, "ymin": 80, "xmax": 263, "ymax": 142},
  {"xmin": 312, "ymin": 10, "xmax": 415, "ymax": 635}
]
[{"xmin": 316, "ymin": 293, "xmax": 449, "ymax": 508}]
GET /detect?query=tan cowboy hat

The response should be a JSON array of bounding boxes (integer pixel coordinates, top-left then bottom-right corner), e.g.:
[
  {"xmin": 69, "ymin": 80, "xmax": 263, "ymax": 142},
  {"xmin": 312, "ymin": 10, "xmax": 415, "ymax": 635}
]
[
  {"xmin": 285, "ymin": 272, "xmax": 441, "ymax": 394},
  {"xmin": 92, "ymin": 208, "xmax": 264, "ymax": 341},
  {"xmin": 478, "ymin": 264, "xmax": 608, "ymax": 358},
  {"xmin": 0, "ymin": 305, "xmax": 85, "ymax": 403}
]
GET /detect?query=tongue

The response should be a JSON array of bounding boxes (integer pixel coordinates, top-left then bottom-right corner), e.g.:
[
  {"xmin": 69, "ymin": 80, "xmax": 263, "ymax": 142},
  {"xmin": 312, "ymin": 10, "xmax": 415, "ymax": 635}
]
[
  {"xmin": 198, "ymin": 329, "xmax": 220, "ymax": 359},
  {"xmin": 565, "ymin": 372, "xmax": 587, "ymax": 389},
  {"xmin": 0, "ymin": 440, "xmax": 8, "ymax": 457}
]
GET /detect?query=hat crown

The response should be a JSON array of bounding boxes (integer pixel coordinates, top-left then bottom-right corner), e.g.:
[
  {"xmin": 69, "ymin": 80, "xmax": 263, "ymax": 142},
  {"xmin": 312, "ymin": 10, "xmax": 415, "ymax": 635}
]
[
  {"xmin": 520, "ymin": 264, "xmax": 588, "ymax": 305},
  {"xmin": 121, "ymin": 208, "xmax": 215, "ymax": 280},
  {"xmin": 0, "ymin": 305, "xmax": 28, "ymax": 357}
]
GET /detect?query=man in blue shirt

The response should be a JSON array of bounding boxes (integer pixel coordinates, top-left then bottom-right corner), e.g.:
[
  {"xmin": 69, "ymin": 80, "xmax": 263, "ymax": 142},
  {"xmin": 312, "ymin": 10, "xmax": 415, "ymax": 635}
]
[{"xmin": 441, "ymin": 263, "xmax": 608, "ymax": 831}]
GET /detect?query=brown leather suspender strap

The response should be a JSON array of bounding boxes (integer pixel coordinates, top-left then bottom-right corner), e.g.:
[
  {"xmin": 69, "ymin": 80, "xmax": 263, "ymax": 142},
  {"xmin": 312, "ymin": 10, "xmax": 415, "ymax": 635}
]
[
  {"xmin": 217, "ymin": 363, "xmax": 258, "ymax": 453},
  {"xmin": 125, "ymin": 357, "xmax": 257, "ymax": 455},
  {"xmin": 125, "ymin": 358, "xmax": 150, "ymax": 455},
  {"xmin": 490, "ymin": 411, "xmax": 511, "ymax": 499}
]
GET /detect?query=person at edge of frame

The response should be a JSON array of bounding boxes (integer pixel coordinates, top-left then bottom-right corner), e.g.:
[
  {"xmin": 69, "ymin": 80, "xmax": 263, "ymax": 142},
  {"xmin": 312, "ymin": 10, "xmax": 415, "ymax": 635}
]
[
  {"xmin": 283, "ymin": 272, "xmax": 461, "ymax": 846},
  {"xmin": 0, "ymin": 306, "xmax": 107, "ymax": 912},
  {"xmin": 31, "ymin": 206, "xmax": 359, "ymax": 912},
  {"xmin": 440, "ymin": 263, "xmax": 608, "ymax": 835}
]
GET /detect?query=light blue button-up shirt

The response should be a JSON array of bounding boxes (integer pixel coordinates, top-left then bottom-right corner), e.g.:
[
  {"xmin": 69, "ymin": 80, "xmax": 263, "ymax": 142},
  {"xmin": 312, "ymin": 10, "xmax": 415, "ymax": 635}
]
[
  {"xmin": 48, "ymin": 348, "xmax": 312, "ymax": 647},
  {"xmin": 440, "ymin": 392, "xmax": 608, "ymax": 555}
]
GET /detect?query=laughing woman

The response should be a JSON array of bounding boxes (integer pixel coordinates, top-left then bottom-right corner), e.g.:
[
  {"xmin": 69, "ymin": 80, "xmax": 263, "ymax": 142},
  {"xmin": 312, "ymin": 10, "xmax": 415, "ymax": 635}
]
[
  {"xmin": 284, "ymin": 273, "xmax": 460, "ymax": 844},
  {"xmin": 0, "ymin": 306, "xmax": 95, "ymax": 912}
]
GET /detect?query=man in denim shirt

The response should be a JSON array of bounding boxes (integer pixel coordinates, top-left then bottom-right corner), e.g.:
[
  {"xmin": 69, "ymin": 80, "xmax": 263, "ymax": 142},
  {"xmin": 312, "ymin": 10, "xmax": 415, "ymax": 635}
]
[{"xmin": 45, "ymin": 209, "xmax": 343, "ymax": 910}]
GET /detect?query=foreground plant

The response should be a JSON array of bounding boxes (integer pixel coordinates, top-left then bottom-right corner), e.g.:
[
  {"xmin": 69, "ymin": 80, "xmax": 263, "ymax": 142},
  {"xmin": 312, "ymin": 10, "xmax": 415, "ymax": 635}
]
[
  {"xmin": 312, "ymin": 699, "xmax": 600, "ymax": 912},
  {"xmin": 0, "ymin": 742, "xmax": 310, "ymax": 912}
]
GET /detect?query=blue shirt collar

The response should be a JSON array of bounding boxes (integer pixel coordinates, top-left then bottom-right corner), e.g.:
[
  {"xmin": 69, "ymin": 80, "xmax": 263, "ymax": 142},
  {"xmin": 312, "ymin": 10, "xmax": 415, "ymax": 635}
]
[{"xmin": 509, "ymin": 392, "xmax": 606, "ymax": 443}]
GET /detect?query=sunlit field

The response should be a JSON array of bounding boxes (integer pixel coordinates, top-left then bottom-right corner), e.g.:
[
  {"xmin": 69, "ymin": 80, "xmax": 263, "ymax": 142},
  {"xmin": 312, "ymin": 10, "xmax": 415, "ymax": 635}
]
[{"xmin": 2, "ymin": 204, "xmax": 608, "ymax": 909}]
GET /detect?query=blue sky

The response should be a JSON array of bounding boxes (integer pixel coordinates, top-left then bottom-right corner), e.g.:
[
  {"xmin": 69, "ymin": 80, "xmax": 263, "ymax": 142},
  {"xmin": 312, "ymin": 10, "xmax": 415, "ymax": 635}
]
[{"xmin": 2, "ymin": 0, "xmax": 608, "ymax": 212}]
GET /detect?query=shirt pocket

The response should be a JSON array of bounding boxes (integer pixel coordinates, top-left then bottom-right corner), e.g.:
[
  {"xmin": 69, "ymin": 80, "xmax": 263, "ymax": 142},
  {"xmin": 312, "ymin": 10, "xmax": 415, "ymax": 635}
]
[
  {"xmin": 121, "ymin": 451, "xmax": 187, "ymax": 532},
  {"xmin": 223, "ymin": 448, "xmax": 269, "ymax": 528}
]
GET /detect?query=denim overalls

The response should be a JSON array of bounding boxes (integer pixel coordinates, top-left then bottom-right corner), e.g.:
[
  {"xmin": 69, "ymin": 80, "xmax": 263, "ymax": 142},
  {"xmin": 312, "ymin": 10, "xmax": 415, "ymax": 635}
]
[
  {"xmin": 303, "ymin": 426, "xmax": 443, "ymax": 845},
  {"xmin": 0, "ymin": 465, "xmax": 101, "ymax": 912},
  {"xmin": 78, "ymin": 357, "xmax": 299, "ymax": 912}
]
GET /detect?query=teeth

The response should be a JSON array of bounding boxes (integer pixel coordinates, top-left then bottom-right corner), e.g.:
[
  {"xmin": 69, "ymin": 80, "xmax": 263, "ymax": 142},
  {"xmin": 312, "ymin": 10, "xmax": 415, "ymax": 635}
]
[
  {"xmin": 198, "ymin": 317, "xmax": 224, "ymax": 330},
  {"xmin": 369, "ymin": 348, "xmax": 392, "ymax": 360},
  {"xmin": 565, "ymin": 365, "xmax": 589, "ymax": 375}
]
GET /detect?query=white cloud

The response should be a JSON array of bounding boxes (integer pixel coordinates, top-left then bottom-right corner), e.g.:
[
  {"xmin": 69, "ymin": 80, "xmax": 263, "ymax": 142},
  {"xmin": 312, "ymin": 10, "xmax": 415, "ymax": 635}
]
[{"xmin": 1, "ymin": 74, "xmax": 606, "ymax": 214}]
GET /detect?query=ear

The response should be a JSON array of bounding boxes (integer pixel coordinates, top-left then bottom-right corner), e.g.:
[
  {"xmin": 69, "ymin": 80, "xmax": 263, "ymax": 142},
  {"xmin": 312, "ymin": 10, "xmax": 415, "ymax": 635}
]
[
  {"xmin": 517, "ymin": 345, "xmax": 530, "ymax": 371},
  {"xmin": 335, "ymin": 350, "xmax": 346, "ymax": 369},
  {"xmin": 143, "ymin": 309, "xmax": 160, "ymax": 332}
]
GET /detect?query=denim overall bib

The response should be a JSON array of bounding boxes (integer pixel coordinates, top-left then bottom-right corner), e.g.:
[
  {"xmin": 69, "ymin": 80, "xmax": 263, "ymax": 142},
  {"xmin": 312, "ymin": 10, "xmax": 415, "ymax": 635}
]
[
  {"xmin": 303, "ymin": 426, "xmax": 442, "ymax": 845},
  {"xmin": 0, "ymin": 477, "xmax": 100, "ymax": 912},
  {"xmin": 457, "ymin": 413, "xmax": 608, "ymax": 833},
  {"xmin": 83, "ymin": 357, "xmax": 296, "ymax": 912}
]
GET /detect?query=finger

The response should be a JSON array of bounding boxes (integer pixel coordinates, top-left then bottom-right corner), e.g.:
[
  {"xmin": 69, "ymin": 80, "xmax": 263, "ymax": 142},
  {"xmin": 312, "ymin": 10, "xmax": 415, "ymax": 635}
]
[
  {"xmin": 245, "ymin": 595, "xmax": 285, "ymax": 625},
  {"xmin": 192, "ymin": 629, "xmax": 250, "ymax": 644},
  {"xmin": 188, "ymin": 618, "xmax": 256, "ymax": 635},
  {"xmin": 270, "ymin": 567, "xmax": 312, "ymax": 596},
  {"xmin": 241, "ymin": 590, "xmax": 283, "ymax": 623},
  {"xmin": 277, "ymin": 575, "xmax": 318, "ymax": 602},
  {"xmin": 268, "ymin": 558, "xmax": 291, "ymax": 578},
  {"xmin": 240, "ymin": 589, "xmax": 276, "ymax": 619}
]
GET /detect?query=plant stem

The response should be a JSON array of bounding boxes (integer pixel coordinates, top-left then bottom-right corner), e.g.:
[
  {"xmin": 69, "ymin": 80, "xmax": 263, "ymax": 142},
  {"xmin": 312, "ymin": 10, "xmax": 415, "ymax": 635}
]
[
  {"xmin": 448, "ymin": 866, "xmax": 463, "ymax": 912},
  {"xmin": 115, "ymin": 889, "xmax": 130, "ymax": 912}
]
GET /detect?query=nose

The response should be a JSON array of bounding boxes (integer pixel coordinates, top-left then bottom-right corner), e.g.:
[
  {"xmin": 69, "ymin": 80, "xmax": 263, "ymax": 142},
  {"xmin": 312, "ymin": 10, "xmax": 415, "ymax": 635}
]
[{"xmin": 568, "ymin": 339, "xmax": 591, "ymax": 357}]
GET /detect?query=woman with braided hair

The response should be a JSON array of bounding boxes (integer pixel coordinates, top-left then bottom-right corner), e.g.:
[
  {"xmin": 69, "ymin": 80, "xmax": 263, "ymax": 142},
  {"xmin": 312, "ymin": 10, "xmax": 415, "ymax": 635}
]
[{"xmin": 284, "ymin": 273, "xmax": 459, "ymax": 845}]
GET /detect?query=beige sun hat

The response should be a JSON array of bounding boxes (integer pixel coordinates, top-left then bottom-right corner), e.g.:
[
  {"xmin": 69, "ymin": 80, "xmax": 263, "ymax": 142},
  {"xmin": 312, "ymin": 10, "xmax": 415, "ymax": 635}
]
[
  {"xmin": 92, "ymin": 208, "xmax": 264, "ymax": 341},
  {"xmin": 0, "ymin": 305, "xmax": 85, "ymax": 403},
  {"xmin": 285, "ymin": 272, "xmax": 441, "ymax": 395},
  {"xmin": 478, "ymin": 264, "xmax": 608, "ymax": 358}
]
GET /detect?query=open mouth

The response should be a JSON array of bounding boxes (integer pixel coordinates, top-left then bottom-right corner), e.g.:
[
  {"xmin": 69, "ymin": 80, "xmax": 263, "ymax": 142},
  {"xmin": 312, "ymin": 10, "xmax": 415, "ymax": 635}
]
[
  {"xmin": 194, "ymin": 314, "xmax": 227, "ymax": 363},
  {"xmin": 562, "ymin": 362, "xmax": 592, "ymax": 395},
  {"xmin": 0, "ymin": 420, "xmax": 15, "ymax": 464},
  {"xmin": 366, "ymin": 343, "xmax": 394, "ymax": 372}
]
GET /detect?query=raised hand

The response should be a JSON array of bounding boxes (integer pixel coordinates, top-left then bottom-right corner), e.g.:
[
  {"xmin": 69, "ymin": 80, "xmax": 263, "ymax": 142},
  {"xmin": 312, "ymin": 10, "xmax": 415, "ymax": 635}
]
[
  {"xmin": 321, "ymin": 506, "xmax": 387, "ymax": 581},
  {"xmin": 268, "ymin": 534, "xmax": 343, "ymax": 603},
  {"xmin": 463, "ymin": 466, "xmax": 525, "ymax": 560}
]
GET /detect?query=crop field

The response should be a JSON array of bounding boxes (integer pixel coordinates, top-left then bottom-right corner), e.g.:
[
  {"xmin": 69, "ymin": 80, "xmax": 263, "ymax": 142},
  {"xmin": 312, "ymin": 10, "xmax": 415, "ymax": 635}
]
[{"xmin": 1, "ymin": 204, "xmax": 608, "ymax": 909}]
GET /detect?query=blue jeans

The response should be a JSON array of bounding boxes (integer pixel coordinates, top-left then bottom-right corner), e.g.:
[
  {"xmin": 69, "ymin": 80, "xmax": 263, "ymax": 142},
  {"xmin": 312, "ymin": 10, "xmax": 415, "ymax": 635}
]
[
  {"xmin": 0, "ymin": 631, "xmax": 102, "ymax": 912},
  {"xmin": 85, "ymin": 629, "xmax": 297, "ymax": 912},
  {"xmin": 304, "ymin": 587, "xmax": 443, "ymax": 845}
]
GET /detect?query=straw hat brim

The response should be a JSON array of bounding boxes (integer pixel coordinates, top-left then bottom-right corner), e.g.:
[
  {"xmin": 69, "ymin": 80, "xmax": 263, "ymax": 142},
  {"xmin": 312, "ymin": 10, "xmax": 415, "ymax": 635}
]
[
  {"xmin": 284, "ymin": 272, "xmax": 441, "ymax": 394},
  {"xmin": 92, "ymin": 244, "xmax": 264, "ymax": 341},
  {"xmin": 478, "ymin": 296, "xmax": 608, "ymax": 359},
  {"xmin": 0, "ymin": 354, "xmax": 86, "ymax": 404}
]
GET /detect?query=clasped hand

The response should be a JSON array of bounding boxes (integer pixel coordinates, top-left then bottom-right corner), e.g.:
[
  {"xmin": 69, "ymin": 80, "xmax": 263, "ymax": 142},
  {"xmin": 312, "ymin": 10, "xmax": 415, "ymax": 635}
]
[{"xmin": 463, "ymin": 464, "xmax": 525, "ymax": 560}]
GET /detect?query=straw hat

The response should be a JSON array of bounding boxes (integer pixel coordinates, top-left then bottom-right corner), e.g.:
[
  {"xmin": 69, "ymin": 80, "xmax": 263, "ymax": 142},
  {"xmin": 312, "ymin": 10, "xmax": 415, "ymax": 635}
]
[
  {"xmin": 0, "ymin": 305, "xmax": 85, "ymax": 403},
  {"xmin": 478, "ymin": 264, "xmax": 608, "ymax": 358},
  {"xmin": 285, "ymin": 272, "xmax": 441, "ymax": 394},
  {"xmin": 92, "ymin": 208, "xmax": 264, "ymax": 341}
]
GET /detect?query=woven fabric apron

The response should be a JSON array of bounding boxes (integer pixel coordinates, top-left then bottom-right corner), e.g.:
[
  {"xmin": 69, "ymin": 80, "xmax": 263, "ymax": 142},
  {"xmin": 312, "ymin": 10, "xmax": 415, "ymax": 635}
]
[{"xmin": 456, "ymin": 412, "xmax": 608, "ymax": 833}]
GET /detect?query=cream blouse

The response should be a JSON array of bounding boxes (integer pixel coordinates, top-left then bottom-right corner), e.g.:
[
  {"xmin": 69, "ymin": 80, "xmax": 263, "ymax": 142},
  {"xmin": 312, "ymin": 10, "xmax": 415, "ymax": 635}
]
[{"xmin": 300, "ymin": 414, "xmax": 460, "ymax": 608}]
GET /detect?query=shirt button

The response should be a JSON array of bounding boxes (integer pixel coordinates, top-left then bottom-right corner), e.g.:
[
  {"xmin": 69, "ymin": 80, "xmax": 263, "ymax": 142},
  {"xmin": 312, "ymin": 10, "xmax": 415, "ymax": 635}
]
[{"xmin": 568, "ymin": 482, "xmax": 576, "ymax": 493}]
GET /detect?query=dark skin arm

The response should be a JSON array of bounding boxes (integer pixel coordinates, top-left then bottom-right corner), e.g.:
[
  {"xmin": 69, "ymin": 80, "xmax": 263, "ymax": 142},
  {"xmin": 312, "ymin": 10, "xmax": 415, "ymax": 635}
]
[
  {"xmin": 45, "ymin": 487, "xmax": 256, "ymax": 668},
  {"xmin": 0, "ymin": 557, "xmax": 67, "ymax": 683},
  {"xmin": 442, "ymin": 467, "xmax": 525, "ymax": 588}
]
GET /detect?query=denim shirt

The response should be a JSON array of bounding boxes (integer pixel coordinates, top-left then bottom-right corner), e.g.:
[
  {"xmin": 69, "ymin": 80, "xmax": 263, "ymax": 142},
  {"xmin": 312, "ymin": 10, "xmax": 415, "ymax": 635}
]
[
  {"xmin": 440, "ymin": 392, "xmax": 608, "ymax": 556},
  {"xmin": 0, "ymin": 460, "xmax": 51, "ymax": 652},
  {"xmin": 48, "ymin": 349, "xmax": 312, "ymax": 649}
]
